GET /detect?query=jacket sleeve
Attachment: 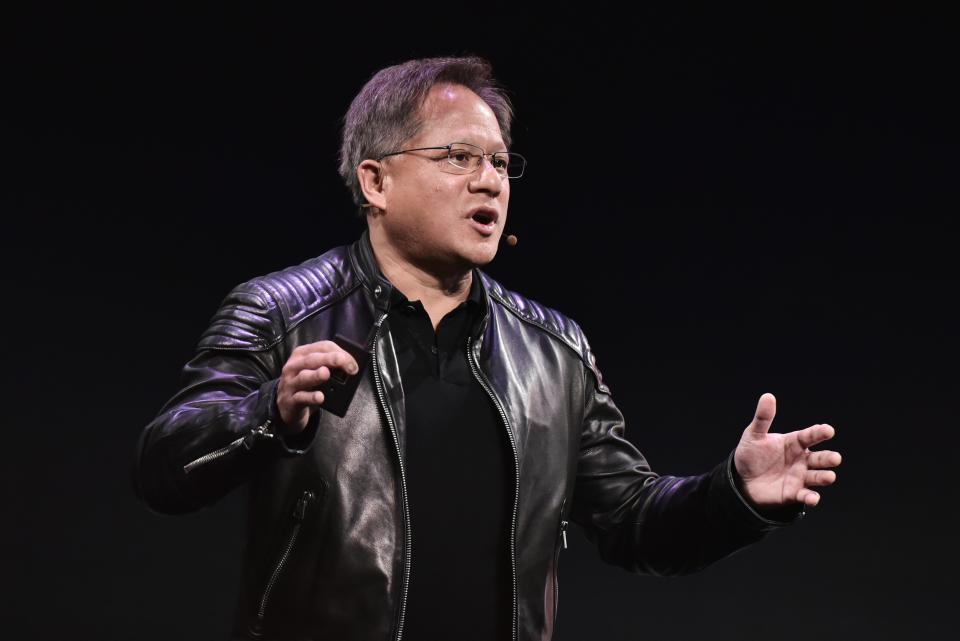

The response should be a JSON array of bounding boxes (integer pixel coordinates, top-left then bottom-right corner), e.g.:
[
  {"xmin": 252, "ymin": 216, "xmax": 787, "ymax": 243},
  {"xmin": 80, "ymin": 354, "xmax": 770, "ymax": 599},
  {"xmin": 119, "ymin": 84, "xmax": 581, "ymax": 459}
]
[
  {"xmin": 133, "ymin": 279, "xmax": 321, "ymax": 515},
  {"xmin": 569, "ymin": 327, "xmax": 803, "ymax": 577}
]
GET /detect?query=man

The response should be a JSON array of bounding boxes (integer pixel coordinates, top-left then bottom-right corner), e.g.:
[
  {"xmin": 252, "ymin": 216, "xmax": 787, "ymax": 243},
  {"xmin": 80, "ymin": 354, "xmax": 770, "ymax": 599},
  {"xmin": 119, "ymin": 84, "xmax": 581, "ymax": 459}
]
[{"xmin": 134, "ymin": 56, "xmax": 841, "ymax": 641}]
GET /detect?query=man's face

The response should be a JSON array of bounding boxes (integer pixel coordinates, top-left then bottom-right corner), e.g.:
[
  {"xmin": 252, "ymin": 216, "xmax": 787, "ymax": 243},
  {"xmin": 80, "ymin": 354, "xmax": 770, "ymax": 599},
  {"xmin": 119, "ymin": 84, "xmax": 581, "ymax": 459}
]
[{"xmin": 376, "ymin": 83, "xmax": 510, "ymax": 272}]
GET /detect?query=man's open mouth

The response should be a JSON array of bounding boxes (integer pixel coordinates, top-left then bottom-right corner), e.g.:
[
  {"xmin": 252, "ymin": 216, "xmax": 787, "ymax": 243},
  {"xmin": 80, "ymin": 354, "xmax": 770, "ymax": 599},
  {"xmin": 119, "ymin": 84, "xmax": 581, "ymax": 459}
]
[{"xmin": 472, "ymin": 211, "xmax": 495, "ymax": 225}]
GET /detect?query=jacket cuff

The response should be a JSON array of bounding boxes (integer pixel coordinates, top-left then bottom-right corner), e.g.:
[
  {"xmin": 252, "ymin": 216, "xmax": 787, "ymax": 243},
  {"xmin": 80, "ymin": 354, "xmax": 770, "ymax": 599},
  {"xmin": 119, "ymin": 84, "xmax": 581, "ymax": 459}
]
[
  {"xmin": 261, "ymin": 379, "xmax": 321, "ymax": 456},
  {"xmin": 723, "ymin": 449, "xmax": 805, "ymax": 527}
]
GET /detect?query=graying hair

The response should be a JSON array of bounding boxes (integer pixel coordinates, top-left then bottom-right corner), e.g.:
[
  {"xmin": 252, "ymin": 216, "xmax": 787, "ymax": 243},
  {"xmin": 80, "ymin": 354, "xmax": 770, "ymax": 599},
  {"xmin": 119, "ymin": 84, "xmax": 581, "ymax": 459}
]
[{"xmin": 338, "ymin": 55, "xmax": 515, "ymax": 216}]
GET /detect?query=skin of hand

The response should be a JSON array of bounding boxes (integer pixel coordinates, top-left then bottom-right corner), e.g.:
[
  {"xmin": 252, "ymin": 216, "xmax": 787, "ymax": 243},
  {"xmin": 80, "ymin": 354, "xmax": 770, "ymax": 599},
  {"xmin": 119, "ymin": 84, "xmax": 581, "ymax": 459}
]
[
  {"xmin": 275, "ymin": 341, "xmax": 360, "ymax": 434},
  {"xmin": 734, "ymin": 393, "xmax": 842, "ymax": 508}
]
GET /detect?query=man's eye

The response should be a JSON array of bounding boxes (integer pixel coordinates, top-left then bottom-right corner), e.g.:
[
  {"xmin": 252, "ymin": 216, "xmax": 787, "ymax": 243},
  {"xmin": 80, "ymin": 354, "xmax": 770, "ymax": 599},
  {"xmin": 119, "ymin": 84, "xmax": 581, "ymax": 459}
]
[
  {"xmin": 492, "ymin": 156, "xmax": 508, "ymax": 169},
  {"xmin": 451, "ymin": 152, "xmax": 471, "ymax": 162}
]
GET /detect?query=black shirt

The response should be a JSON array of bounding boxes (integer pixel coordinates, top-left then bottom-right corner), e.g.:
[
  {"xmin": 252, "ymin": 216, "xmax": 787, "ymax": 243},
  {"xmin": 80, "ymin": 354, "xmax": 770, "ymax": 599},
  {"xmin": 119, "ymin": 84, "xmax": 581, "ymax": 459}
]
[{"xmin": 385, "ymin": 272, "xmax": 512, "ymax": 641}]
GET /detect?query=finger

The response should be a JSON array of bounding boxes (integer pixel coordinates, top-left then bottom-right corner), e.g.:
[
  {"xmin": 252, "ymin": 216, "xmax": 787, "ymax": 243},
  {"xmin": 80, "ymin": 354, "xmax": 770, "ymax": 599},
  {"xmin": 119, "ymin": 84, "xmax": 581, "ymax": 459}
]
[
  {"xmin": 287, "ymin": 351, "xmax": 333, "ymax": 372},
  {"xmin": 746, "ymin": 393, "xmax": 777, "ymax": 436},
  {"xmin": 797, "ymin": 488, "xmax": 821, "ymax": 506},
  {"xmin": 284, "ymin": 351, "xmax": 324, "ymax": 375},
  {"xmin": 797, "ymin": 423, "xmax": 836, "ymax": 449},
  {"xmin": 312, "ymin": 349, "xmax": 359, "ymax": 374},
  {"xmin": 290, "ymin": 366, "xmax": 331, "ymax": 391},
  {"xmin": 293, "ymin": 340, "xmax": 342, "ymax": 355},
  {"xmin": 804, "ymin": 469, "xmax": 837, "ymax": 487},
  {"xmin": 807, "ymin": 450, "xmax": 842, "ymax": 469},
  {"xmin": 290, "ymin": 389, "xmax": 325, "ymax": 406},
  {"xmin": 326, "ymin": 349, "xmax": 360, "ymax": 374},
  {"xmin": 290, "ymin": 350, "xmax": 360, "ymax": 375}
]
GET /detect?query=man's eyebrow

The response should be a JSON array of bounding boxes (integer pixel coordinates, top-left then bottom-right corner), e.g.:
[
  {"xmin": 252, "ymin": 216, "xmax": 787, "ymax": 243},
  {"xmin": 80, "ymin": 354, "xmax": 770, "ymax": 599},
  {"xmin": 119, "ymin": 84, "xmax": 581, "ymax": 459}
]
[{"xmin": 450, "ymin": 140, "xmax": 509, "ymax": 153}]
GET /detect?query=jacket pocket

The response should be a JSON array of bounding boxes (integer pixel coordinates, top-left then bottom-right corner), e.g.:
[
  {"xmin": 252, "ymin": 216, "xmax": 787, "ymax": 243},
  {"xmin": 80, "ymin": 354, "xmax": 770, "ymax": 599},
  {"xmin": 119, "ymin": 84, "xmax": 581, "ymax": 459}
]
[{"xmin": 248, "ymin": 489, "xmax": 317, "ymax": 638}]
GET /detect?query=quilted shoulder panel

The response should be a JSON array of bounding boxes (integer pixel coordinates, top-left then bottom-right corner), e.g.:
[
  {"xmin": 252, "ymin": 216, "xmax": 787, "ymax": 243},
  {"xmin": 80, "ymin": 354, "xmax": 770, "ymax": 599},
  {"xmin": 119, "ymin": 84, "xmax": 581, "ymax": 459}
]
[{"xmin": 197, "ymin": 246, "xmax": 358, "ymax": 352}]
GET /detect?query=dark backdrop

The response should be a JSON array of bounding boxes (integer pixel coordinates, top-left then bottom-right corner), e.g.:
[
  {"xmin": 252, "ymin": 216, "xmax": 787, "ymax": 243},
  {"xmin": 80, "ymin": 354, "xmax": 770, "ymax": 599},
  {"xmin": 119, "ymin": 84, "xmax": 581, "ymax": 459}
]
[{"xmin": 5, "ymin": 4, "xmax": 956, "ymax": 640}]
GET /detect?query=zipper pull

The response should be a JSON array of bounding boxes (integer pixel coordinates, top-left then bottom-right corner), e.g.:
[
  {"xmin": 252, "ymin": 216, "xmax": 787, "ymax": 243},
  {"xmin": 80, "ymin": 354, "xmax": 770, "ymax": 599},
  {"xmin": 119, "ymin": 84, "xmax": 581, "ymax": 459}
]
[
  {"xmin": 243, "ymin": 419, "xmax": 275, "ymax": 449},
  {"xmin": 293, "ymin": 491, "xmax": 314, "ymax": 521},
  {"xmin": 561, "ymin": 520, "xmax": 569, "ymax": 549}
]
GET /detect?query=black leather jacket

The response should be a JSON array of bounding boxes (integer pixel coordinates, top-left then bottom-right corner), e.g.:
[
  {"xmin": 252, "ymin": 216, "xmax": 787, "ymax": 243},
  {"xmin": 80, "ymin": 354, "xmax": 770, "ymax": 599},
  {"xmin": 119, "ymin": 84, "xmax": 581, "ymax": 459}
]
[{"xmin": 134, "ymin": 230, "xmax": 799, "ymax": 641}]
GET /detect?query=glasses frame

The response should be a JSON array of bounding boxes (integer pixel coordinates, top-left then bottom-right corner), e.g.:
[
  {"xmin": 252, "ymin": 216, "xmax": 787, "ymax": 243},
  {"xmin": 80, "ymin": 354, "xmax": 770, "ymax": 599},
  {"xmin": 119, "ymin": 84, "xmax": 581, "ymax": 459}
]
[{"xmin": 377, "ymin": 142, "xmax": 526, "ymax": 179}]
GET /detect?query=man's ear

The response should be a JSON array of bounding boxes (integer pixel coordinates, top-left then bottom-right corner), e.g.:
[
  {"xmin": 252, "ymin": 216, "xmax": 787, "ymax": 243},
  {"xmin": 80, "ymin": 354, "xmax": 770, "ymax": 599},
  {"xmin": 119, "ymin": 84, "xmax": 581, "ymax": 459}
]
[{"xmin": 357, "ymin": 160, "xmax": 388, "ymax": 212}]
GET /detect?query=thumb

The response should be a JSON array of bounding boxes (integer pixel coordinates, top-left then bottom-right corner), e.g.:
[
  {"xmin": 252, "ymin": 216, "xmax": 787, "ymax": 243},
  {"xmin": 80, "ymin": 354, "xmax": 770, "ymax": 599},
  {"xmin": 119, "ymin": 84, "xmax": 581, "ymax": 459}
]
[{"xmin": 746, "ymin": 392, "xmax": 777, "ymax": 437}]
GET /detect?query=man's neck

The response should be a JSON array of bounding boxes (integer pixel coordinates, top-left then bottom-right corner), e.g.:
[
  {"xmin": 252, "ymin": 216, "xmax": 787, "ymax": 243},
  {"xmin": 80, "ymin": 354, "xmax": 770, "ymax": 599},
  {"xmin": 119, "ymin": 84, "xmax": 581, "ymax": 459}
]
[{"xmin": 368, "ymin": 230, "xmax": 472, "ymax": 330}]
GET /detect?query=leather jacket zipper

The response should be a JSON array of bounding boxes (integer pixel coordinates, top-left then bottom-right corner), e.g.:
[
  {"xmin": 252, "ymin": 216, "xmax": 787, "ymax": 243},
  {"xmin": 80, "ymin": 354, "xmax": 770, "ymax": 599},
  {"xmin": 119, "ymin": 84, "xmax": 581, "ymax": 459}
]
[
  {"xmin": 249, "ymin": 489, "xmax": 315, "ymax": 638},
  {"xmin": 467, "ymin": 336, "xmax": 521, "ymax": 641},
  {"xmin": 183, "ymin": 419, "xmax": 275, "ymax": 474},
  {"xmin": 371, "ymin": 311, "xmax": 413, "ymax": 641},
  {"xmin": 554, "ymin": 498, "xmax": 568, "ymax": 633}
]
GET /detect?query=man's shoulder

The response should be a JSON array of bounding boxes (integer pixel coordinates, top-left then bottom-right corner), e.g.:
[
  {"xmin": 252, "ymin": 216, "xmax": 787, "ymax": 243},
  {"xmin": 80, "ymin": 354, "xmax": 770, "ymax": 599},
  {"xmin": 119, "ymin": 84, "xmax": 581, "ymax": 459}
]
[
  {"xmin": 479, "ymin": 271, "xmax": 611, "ymax": 394},
  {"xmin": 247, "ymin": 244, "xmax": 360, "ymax": 322},
  {"xmin": 479, "ymin": 271, "xmax": 584, "ymax": 348},
  {"xmin": 197, "ymin": 244, "xmax": 360, "ymax": 351}
]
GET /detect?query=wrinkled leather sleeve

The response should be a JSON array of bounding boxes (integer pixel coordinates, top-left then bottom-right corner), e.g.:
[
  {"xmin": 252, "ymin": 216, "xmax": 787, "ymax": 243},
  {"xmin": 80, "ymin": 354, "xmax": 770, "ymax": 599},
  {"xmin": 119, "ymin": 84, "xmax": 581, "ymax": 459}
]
[
  {"xmin": 570, "ymin": 332, "xmax": 802, "ymax": 577},
  {"xmin": 133, "ymin": 280, "xmax": 320, "ymax": 515}
]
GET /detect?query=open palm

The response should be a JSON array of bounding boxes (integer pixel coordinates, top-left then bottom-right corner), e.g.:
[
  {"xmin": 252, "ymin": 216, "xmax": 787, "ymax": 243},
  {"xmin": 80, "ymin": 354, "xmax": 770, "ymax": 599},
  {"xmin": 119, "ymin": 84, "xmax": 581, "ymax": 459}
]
[{"xmin": 734, "ymin": 393, "xmax": 842, "ymax": 507}]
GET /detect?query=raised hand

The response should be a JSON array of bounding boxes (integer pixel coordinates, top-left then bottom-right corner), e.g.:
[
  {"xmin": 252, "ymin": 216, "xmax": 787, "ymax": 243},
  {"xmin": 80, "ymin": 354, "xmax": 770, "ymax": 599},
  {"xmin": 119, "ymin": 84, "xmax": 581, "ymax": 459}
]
[
  {"xmin": 734, "ymin": 393, "xmax": 842, "ymax": 508},
  {"xmin": 276, "ymin": 340, "xmax": 360, "ymax": 434}
]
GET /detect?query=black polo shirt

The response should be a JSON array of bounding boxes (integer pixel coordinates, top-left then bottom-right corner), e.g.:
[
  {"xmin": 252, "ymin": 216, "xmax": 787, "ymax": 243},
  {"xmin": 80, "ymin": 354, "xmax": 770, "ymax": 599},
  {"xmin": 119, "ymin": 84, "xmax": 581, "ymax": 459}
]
[{"xmin": 386, "ymin": 272, "xmax": 512, "ymax": 641}]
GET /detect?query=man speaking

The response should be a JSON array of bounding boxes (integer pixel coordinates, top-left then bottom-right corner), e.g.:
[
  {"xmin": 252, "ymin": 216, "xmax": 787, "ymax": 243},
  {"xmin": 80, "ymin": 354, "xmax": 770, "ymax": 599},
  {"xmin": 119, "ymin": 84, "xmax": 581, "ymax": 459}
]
[{"xmin": 134, "ymin": 55, "xmax": 842, "ymax": 641}]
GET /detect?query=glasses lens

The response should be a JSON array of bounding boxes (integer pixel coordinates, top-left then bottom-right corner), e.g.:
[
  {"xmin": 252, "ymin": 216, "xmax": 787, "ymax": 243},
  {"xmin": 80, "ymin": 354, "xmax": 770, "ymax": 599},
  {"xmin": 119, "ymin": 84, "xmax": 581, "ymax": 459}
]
[
  {"xmin": 448, "ymin": 143, "xmax": 482, "ymax": 172},
  {"xmin": 445, "ymin": 144, "xmax": 525, "ymax": 178},
  {"xmin": 501, "ymin": 153, "xmax": 526, "ymax": 178}
]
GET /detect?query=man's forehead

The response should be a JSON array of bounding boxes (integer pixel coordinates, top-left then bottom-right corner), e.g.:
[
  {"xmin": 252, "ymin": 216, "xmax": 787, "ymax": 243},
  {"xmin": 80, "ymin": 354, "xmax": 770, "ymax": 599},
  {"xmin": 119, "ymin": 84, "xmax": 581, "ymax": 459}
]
[{"xmin": 418, "ymin": 84, "xmax": 505, "ymax": 149}]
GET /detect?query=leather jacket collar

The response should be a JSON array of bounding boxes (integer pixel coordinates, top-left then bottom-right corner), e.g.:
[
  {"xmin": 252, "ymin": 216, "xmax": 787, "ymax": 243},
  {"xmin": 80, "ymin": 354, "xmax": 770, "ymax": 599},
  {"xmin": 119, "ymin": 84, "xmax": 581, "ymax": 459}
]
[{"xmin": 348, "ymin": 228, "xmax": 490, "ymax": 341}]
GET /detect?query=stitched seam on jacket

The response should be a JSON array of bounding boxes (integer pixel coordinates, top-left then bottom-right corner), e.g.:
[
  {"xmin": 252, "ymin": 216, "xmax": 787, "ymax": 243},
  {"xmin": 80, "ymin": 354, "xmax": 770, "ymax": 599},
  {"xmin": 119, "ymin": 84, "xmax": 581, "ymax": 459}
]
[
  {"xmin": 248, "ymin": 279, "xmax": 287, "ymax": 348},
  {"xmin": 486, "ymin": 289, "xmax": 585, "ymax": 360},
  {"xmin": 207, "ymin": 275, "xmax": 362, "ymax": 353},
  {"xmin": 485, "ymin": 286, "xmax": 607, "ymax": 392},
  {"xmin": 267, "ymin": 278, "xmax": 363, "ymax": 338}
]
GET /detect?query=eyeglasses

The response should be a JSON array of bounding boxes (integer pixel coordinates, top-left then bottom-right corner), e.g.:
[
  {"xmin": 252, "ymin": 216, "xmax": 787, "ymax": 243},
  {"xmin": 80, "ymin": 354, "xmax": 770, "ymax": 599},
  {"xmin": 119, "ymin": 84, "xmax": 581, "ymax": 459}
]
[{"xmin": 377, "ymin": 142, "xmax": 527, "ymax": 179}]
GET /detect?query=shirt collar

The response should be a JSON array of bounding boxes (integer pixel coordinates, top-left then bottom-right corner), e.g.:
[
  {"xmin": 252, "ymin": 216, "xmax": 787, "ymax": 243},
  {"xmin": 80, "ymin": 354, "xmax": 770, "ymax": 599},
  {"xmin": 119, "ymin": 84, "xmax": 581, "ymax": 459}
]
[
  {"xmin": 387, "ymin": 267, "xmax": 484, "ymax": 317},
  {"xmin": 352, "ymin": 229, "xmax": 489, "ymax": 335}
]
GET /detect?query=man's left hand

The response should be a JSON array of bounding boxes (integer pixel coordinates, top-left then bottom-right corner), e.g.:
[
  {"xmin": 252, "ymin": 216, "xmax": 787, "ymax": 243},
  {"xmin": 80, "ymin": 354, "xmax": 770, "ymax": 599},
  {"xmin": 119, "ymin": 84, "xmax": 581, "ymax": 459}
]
[{"xmin": 734, "ymin": 393, "xmax": 842, "ymax": 508}]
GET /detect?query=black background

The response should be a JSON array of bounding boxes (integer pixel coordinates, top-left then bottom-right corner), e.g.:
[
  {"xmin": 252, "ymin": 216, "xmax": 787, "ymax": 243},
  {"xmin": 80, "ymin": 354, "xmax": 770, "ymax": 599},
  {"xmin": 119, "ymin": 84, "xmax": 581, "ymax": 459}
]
[{"xmin": 5, "ymin": 4, "xmax": 957, "ymax": 640}]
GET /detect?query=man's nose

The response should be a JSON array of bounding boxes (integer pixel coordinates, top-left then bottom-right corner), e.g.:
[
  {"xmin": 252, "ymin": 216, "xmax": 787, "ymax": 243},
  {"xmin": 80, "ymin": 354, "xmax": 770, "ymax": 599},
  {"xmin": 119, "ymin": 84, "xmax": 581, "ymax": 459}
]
[{"xmin": 469, "ymin": 156, "xmax": 503, "ymax": 195}]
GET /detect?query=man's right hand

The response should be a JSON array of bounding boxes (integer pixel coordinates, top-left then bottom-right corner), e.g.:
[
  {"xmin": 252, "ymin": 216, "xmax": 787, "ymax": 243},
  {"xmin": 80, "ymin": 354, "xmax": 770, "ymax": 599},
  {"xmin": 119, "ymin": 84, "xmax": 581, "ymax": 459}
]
[{"xmin": 276, "ymin": 341, "xmax": 360, "ymax": 434}]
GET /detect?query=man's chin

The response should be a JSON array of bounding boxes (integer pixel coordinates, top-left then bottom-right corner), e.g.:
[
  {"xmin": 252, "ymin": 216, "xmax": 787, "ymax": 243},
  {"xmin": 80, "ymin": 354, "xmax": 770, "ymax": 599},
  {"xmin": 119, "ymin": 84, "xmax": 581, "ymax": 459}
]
[
  {"xmin": 473, "ymin": 232, "xmax": 506, "ymax": 260},
  {"xmin": 413, "ymin": 245, "xmax": 494, "ymax": 277},
  {"xmin": 462, "ymin": 244, "xmax": 499, "ymax": 268}
]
